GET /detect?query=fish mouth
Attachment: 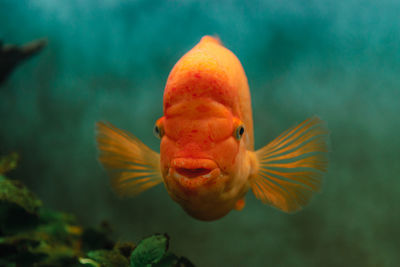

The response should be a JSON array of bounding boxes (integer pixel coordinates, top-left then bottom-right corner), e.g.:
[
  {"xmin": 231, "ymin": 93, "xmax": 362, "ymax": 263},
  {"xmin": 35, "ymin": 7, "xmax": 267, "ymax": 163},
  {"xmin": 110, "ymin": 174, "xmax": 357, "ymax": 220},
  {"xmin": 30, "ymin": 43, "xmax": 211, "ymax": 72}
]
[
  {"xmin": 175, "ymin": 167, "xmax": 212, "ymax": 178},
  {"xmin": 168, "ymin": 158, "xmax": 221, "ymax": 188}
]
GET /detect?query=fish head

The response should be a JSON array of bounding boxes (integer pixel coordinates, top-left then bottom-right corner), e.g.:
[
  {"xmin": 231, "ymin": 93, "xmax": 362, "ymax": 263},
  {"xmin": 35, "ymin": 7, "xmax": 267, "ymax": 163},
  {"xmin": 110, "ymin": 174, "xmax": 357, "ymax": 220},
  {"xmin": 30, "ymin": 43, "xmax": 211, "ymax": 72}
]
[{"xmin": 155, "ymin": 99, "xmax": 250, "ymax": 220}]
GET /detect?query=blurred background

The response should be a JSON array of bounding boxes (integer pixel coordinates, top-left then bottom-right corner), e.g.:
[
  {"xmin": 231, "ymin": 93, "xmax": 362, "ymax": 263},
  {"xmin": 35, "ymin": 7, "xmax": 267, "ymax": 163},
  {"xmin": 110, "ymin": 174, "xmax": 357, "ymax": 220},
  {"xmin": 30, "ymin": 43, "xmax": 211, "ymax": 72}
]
[{"xmin": 1, "ymin": 0, "xmax": 399, "ymax": 266}]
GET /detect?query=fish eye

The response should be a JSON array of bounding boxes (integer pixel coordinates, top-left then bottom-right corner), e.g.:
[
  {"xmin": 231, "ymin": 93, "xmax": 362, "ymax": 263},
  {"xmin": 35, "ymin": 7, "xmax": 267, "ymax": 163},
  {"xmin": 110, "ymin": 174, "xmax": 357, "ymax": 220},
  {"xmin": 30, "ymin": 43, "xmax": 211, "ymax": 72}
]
[
  {"xmin": 235, "ymin": 124, "xmax": 245, "ymax": 140},
  {"xmin": 153, "ymin": 124, "xmax": 163, "ymax": 139}
]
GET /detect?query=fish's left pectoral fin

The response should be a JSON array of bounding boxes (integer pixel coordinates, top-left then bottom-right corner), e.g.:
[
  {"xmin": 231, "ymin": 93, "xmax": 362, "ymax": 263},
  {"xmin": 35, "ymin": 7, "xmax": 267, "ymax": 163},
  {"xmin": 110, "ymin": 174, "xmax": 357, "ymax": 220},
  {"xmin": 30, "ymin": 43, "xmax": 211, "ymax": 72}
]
[
  {"xmin": 251, "ymin": 116, "xmax": 329, "ymax": 213},
  {"xmin": 96, "ymin": 121, "xmax": 163, "ymax": 197}
]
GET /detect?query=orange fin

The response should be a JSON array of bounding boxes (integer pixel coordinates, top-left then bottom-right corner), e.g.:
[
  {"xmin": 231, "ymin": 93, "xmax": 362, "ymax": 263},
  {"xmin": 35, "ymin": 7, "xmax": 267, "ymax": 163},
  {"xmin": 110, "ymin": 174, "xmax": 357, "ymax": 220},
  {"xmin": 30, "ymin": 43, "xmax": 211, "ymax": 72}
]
[
  {"xmin": 96, "ymin": 122, "xmax": 162, "ymax": 197},
  {"xmin": 251, "ymin": 116, "xmax": 329, "ymax": 213}
]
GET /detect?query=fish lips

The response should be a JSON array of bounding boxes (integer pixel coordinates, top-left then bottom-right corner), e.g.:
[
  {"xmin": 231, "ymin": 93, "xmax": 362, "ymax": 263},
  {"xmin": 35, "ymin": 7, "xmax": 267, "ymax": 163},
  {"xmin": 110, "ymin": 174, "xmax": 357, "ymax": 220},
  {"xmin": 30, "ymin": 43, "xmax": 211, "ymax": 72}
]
[{"xmin": 168, "ymin": 158, "xmax": 221, "ymax": 189}]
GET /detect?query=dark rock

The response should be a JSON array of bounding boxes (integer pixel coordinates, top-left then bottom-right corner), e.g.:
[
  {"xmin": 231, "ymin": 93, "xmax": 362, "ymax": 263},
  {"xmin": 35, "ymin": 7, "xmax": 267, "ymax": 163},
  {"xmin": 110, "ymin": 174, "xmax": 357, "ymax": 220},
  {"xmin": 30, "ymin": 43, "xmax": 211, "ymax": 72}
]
[{"xmin": 0, "ymin": 38, "xmax": 47, "ymax": 85}]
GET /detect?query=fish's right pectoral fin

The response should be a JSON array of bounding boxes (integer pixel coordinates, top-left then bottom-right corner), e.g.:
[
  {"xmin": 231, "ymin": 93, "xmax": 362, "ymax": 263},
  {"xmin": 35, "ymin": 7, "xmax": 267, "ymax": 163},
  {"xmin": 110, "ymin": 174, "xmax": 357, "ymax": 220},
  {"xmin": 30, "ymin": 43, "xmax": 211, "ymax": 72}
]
[
  {"xmin": 251, "ymin": 116, "xmax": 329, "ymax": 213},
  {"xmin": 96, "ymin": 121, "xmax": 163, "ymax": 197}
]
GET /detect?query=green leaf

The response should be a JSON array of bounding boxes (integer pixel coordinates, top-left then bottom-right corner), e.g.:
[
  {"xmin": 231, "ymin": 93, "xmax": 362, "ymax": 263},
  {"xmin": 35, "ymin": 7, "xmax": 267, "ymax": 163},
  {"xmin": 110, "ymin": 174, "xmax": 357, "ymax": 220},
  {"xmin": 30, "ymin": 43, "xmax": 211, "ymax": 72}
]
[{"xmin": 130, "ymin": 234, "xmax": 169, "ymax": 267}]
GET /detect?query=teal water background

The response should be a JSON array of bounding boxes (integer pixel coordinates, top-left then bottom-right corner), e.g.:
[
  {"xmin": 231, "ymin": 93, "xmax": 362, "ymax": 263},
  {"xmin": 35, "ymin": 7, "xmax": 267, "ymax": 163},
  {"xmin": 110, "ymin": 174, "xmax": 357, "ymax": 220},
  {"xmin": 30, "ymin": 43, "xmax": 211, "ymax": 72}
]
[{"xmin": 1, "ymin": 1, "xmax": 399, "ymax": 266}]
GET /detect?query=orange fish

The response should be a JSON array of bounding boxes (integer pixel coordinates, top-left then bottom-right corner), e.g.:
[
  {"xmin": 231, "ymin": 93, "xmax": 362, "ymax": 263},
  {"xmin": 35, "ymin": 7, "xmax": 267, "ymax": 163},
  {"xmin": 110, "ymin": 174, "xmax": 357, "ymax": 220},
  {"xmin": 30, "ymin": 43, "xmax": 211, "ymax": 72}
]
[{"xmin": 96, "ymin": 36, "xmax": 328, "ymax": 221}]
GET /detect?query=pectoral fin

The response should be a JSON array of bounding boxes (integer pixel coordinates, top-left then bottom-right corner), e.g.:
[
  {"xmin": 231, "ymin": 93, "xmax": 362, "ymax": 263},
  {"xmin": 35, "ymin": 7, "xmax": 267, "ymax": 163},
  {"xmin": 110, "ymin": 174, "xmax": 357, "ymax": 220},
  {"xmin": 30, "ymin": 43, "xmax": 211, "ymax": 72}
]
[
  {"xmin": 251, "ymin": 116, "xmax": 329, "ymax": 213},
  {"xmin": 96, "ymin": 122, "xmax": 163, "ymax": 197}
]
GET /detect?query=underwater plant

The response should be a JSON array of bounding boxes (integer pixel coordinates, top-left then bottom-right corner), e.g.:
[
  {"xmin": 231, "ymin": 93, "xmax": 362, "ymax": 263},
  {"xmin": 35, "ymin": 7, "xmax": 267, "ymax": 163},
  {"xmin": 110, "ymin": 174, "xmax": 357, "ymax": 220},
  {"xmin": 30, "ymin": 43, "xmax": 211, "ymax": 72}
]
[{"xmin": 0, "ymin": 153, "xmax": 194, "ymax": 266}]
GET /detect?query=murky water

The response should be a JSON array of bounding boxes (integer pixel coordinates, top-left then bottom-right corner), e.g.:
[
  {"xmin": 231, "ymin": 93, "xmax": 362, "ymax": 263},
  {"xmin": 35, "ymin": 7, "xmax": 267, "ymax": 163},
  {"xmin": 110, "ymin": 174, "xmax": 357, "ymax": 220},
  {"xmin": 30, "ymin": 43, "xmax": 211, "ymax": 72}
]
[{"xmin": 1, "ymin": 1, "xmax": 399, "ymax": 266}]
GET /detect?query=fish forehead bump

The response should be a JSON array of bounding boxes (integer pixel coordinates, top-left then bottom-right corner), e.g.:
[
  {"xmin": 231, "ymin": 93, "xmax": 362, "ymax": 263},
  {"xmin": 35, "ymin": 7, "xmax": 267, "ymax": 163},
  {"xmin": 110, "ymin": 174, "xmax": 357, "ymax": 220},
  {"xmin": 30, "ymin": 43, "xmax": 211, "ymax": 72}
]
[{"xmin": 163, "ymin": 36, "xmax": 243, "ymax": 115}]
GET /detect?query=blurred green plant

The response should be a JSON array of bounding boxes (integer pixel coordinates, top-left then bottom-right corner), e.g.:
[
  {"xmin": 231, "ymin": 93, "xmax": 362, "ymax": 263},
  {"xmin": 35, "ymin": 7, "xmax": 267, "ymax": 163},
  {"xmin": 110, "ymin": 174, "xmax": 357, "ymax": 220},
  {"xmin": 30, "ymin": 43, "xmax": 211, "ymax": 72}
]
[
  {"xmin": 0, "ymin": 153, "xmax": 194, "ymax": 266},
  {"xmin": 0, "ymin": 152, "xmax": 18, "ymax": 174}
]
